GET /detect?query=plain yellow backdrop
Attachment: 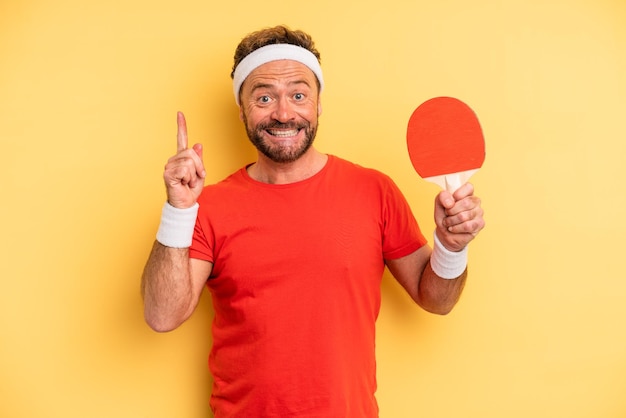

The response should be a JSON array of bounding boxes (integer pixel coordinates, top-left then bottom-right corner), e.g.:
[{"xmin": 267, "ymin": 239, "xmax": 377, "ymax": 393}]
[{"xmin": 1, "ymin": 0, "xmax": 625, "ymax": 417}]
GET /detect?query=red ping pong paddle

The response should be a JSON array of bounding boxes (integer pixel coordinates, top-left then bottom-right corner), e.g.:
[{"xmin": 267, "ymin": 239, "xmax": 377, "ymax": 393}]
[{"xmin": 407, "ymin": 96, "xmax": 485, "ymax": 192}]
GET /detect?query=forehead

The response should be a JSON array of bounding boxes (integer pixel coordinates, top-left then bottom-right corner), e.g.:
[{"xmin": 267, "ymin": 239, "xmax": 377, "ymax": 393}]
[{"xmin": 243, "ymin": 60, "xmax": 317, "ymax": 88}]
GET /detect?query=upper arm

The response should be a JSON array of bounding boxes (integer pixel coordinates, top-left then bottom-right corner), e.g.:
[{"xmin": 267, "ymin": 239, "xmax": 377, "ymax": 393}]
[
  {"xmin": 385, "ymin": 244, "xmax": 432, "ymax": 303},
  {"xmin": 184, "ymin": 257, "xmax": 213, "ymax": 317}
]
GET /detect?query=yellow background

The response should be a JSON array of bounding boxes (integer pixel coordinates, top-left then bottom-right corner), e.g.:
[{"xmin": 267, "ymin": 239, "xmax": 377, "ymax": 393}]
[{"xmin": 2, "ymin": 0, "xmax": 625, "ymax": 417}]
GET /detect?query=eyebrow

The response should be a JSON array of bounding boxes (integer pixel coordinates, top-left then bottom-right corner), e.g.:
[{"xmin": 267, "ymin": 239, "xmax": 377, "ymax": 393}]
[{"xmin": 250, "ymin": 79, "xmax": 312, "ymax": 94}]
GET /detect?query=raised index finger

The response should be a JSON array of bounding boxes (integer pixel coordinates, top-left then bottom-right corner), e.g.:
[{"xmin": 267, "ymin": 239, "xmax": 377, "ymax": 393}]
[{"xmin": 177, "ymin": 111, "xmax": 188, "ymax": 152}]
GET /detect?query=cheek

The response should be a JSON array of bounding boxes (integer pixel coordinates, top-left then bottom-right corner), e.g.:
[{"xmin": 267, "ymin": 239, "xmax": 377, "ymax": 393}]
[
  {"xmin": 241, "ymin": 107, "xmax": 264, "ymax": 127},
  {"xmin": 248, "ymin": 114, "xmax": 269, "ymax": 129},
  {"xmin": 299, "ymin": 101, "xmax": 319, "ymax": 120}
]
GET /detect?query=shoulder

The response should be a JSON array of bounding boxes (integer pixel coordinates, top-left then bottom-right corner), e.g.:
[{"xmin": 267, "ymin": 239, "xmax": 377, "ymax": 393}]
[
  {"xmin": 328, "ymin": 155, "xmax": 399, "ymax": 191},
  {"xmin": 196, "ymin": 166, "xmax": 249, "ymax": 203},
  {"xmin": 329, "ymin": 155, "xmax": 392, "ymax": 181}
]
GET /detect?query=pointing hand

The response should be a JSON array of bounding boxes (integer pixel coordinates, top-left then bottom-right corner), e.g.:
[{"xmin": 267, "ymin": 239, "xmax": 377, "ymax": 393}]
[{"xmin": 163, "ymin": 112, "xmax": 206, "ymax": 208}]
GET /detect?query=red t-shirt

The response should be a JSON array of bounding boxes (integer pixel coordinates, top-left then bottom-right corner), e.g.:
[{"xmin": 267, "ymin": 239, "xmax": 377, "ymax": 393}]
[{"xmin": 190, "ymin": 155, "xmax": 426, "ymax": 417}]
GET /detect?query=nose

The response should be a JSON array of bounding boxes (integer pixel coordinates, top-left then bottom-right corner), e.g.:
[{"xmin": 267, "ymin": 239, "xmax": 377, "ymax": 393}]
[{"xmin": 271, "ymin": 96, "xmax": 296, "ymax": 123}]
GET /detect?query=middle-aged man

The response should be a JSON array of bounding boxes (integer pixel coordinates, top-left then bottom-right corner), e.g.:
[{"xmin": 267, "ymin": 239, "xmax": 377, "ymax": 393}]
[{"xmin": 142, "ymin": 25, "xmax": 485, "ymax": 417}]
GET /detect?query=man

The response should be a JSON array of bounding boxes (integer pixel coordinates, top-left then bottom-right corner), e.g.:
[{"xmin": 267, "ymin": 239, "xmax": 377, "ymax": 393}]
[{"xmin": 142, "ymin": 25, "xmax": 484, "ymax": 417}]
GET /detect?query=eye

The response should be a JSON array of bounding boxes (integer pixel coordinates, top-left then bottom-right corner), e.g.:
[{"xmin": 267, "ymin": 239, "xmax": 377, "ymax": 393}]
[
  {"xmin": 259, "ymin": 95, "xmax": 271, "ymax": 104},
  {"xmin": 293, "ymin": 93, "xmax": 305, "ymax": 101}
]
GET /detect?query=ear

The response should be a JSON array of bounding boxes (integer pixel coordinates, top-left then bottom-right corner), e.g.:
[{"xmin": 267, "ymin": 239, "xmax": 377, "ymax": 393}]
[
  {"xmin": 317, "ymin": 96, "xmax": 323, "ymax": 116},
  {"xmin": 239, "ymin": 105, "xmax": 244, "ymax": 121}
]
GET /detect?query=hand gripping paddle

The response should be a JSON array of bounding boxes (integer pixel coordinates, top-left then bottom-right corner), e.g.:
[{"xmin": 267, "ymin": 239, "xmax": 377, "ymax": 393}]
[{"xmin": 407, "ymin": 97, "xmax": 485, "ymax": 192}]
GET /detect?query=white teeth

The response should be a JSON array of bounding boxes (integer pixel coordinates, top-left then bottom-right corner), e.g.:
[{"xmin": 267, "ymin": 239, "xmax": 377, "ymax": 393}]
[{"xmin": 268, "ymin": 129, "xmax": 298, "ymax": 137}]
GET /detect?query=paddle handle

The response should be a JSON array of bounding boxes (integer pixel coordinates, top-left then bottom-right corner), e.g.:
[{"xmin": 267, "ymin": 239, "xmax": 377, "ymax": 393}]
[
  {"xmin": 445, "ymin": 175, "xmax": 462, "ymax": 193},
  {"xmin": 425, "ymin": 169, "xmax": 479, "ymax": 193}
]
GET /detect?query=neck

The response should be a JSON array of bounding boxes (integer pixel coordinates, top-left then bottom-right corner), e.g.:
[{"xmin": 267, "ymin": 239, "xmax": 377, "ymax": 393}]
[{"xmin": 247, "ymin": 148, "xmax": 328, "ymax": 184}]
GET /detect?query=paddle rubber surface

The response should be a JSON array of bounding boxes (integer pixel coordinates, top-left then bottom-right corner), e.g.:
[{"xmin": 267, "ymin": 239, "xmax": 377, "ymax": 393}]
[{"xmin": 407, "ymin": 96, "xmax": 485, "ymax": 184}]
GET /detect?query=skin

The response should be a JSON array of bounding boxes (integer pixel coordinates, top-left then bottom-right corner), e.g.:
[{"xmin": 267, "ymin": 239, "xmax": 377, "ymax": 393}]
[{"xmin": 141, "ymin": 60, "xmax": 485, "ymax": 332}]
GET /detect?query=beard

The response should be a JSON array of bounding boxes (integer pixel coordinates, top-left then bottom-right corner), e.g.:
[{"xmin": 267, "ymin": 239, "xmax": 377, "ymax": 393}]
[{"xmin": 243, "ymin": 115, "xmax": 318, "ymax": 164}]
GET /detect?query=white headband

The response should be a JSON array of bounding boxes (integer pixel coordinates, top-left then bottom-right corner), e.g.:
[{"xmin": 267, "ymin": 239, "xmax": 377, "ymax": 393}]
[{"xmin": 232, "ymin": 43, "xmax": 324, "ymax": 105}]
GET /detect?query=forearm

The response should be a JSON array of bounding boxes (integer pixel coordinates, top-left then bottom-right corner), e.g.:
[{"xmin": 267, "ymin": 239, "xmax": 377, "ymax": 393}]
[
  {"xmin": 141, "ymin": 241, "xmax": 195, "ymax": 332},
  {"xmin": 416, "ymin": 262, "xmax": 467, "ymax": 315}
]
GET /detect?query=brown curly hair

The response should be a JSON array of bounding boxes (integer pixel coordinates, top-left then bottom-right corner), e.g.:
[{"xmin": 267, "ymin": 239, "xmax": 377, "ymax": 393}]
[{"xmin": 230, "ymin": 25, "xmax": 321, "ymax": 79}]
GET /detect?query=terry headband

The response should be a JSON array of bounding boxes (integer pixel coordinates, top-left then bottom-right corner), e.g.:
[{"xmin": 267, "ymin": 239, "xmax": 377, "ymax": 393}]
[{"xmin": 232, "ymin": 43, "xmax": 324, "ymax": 106}]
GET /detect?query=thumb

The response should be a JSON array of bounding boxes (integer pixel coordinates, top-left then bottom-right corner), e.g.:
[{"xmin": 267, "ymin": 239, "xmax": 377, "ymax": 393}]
[{"xmin": 438, "ymin": 190, "xmax": 455, "ymax": 211}]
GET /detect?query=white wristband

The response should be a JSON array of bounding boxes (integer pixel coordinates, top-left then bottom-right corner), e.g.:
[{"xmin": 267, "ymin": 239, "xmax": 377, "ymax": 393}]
[
  {"xmin": 430, "ymin": 232, "xmax": 468, "ymax": 279},
  {"xmin": 156, "ymin": 202, "xmax": 199, "ymax": 248}
]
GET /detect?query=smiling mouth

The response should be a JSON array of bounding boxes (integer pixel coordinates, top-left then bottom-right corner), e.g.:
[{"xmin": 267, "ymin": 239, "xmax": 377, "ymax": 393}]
[{"xmin": 267, "ymin": 128, "xmax": 300, "ymax": 138}]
